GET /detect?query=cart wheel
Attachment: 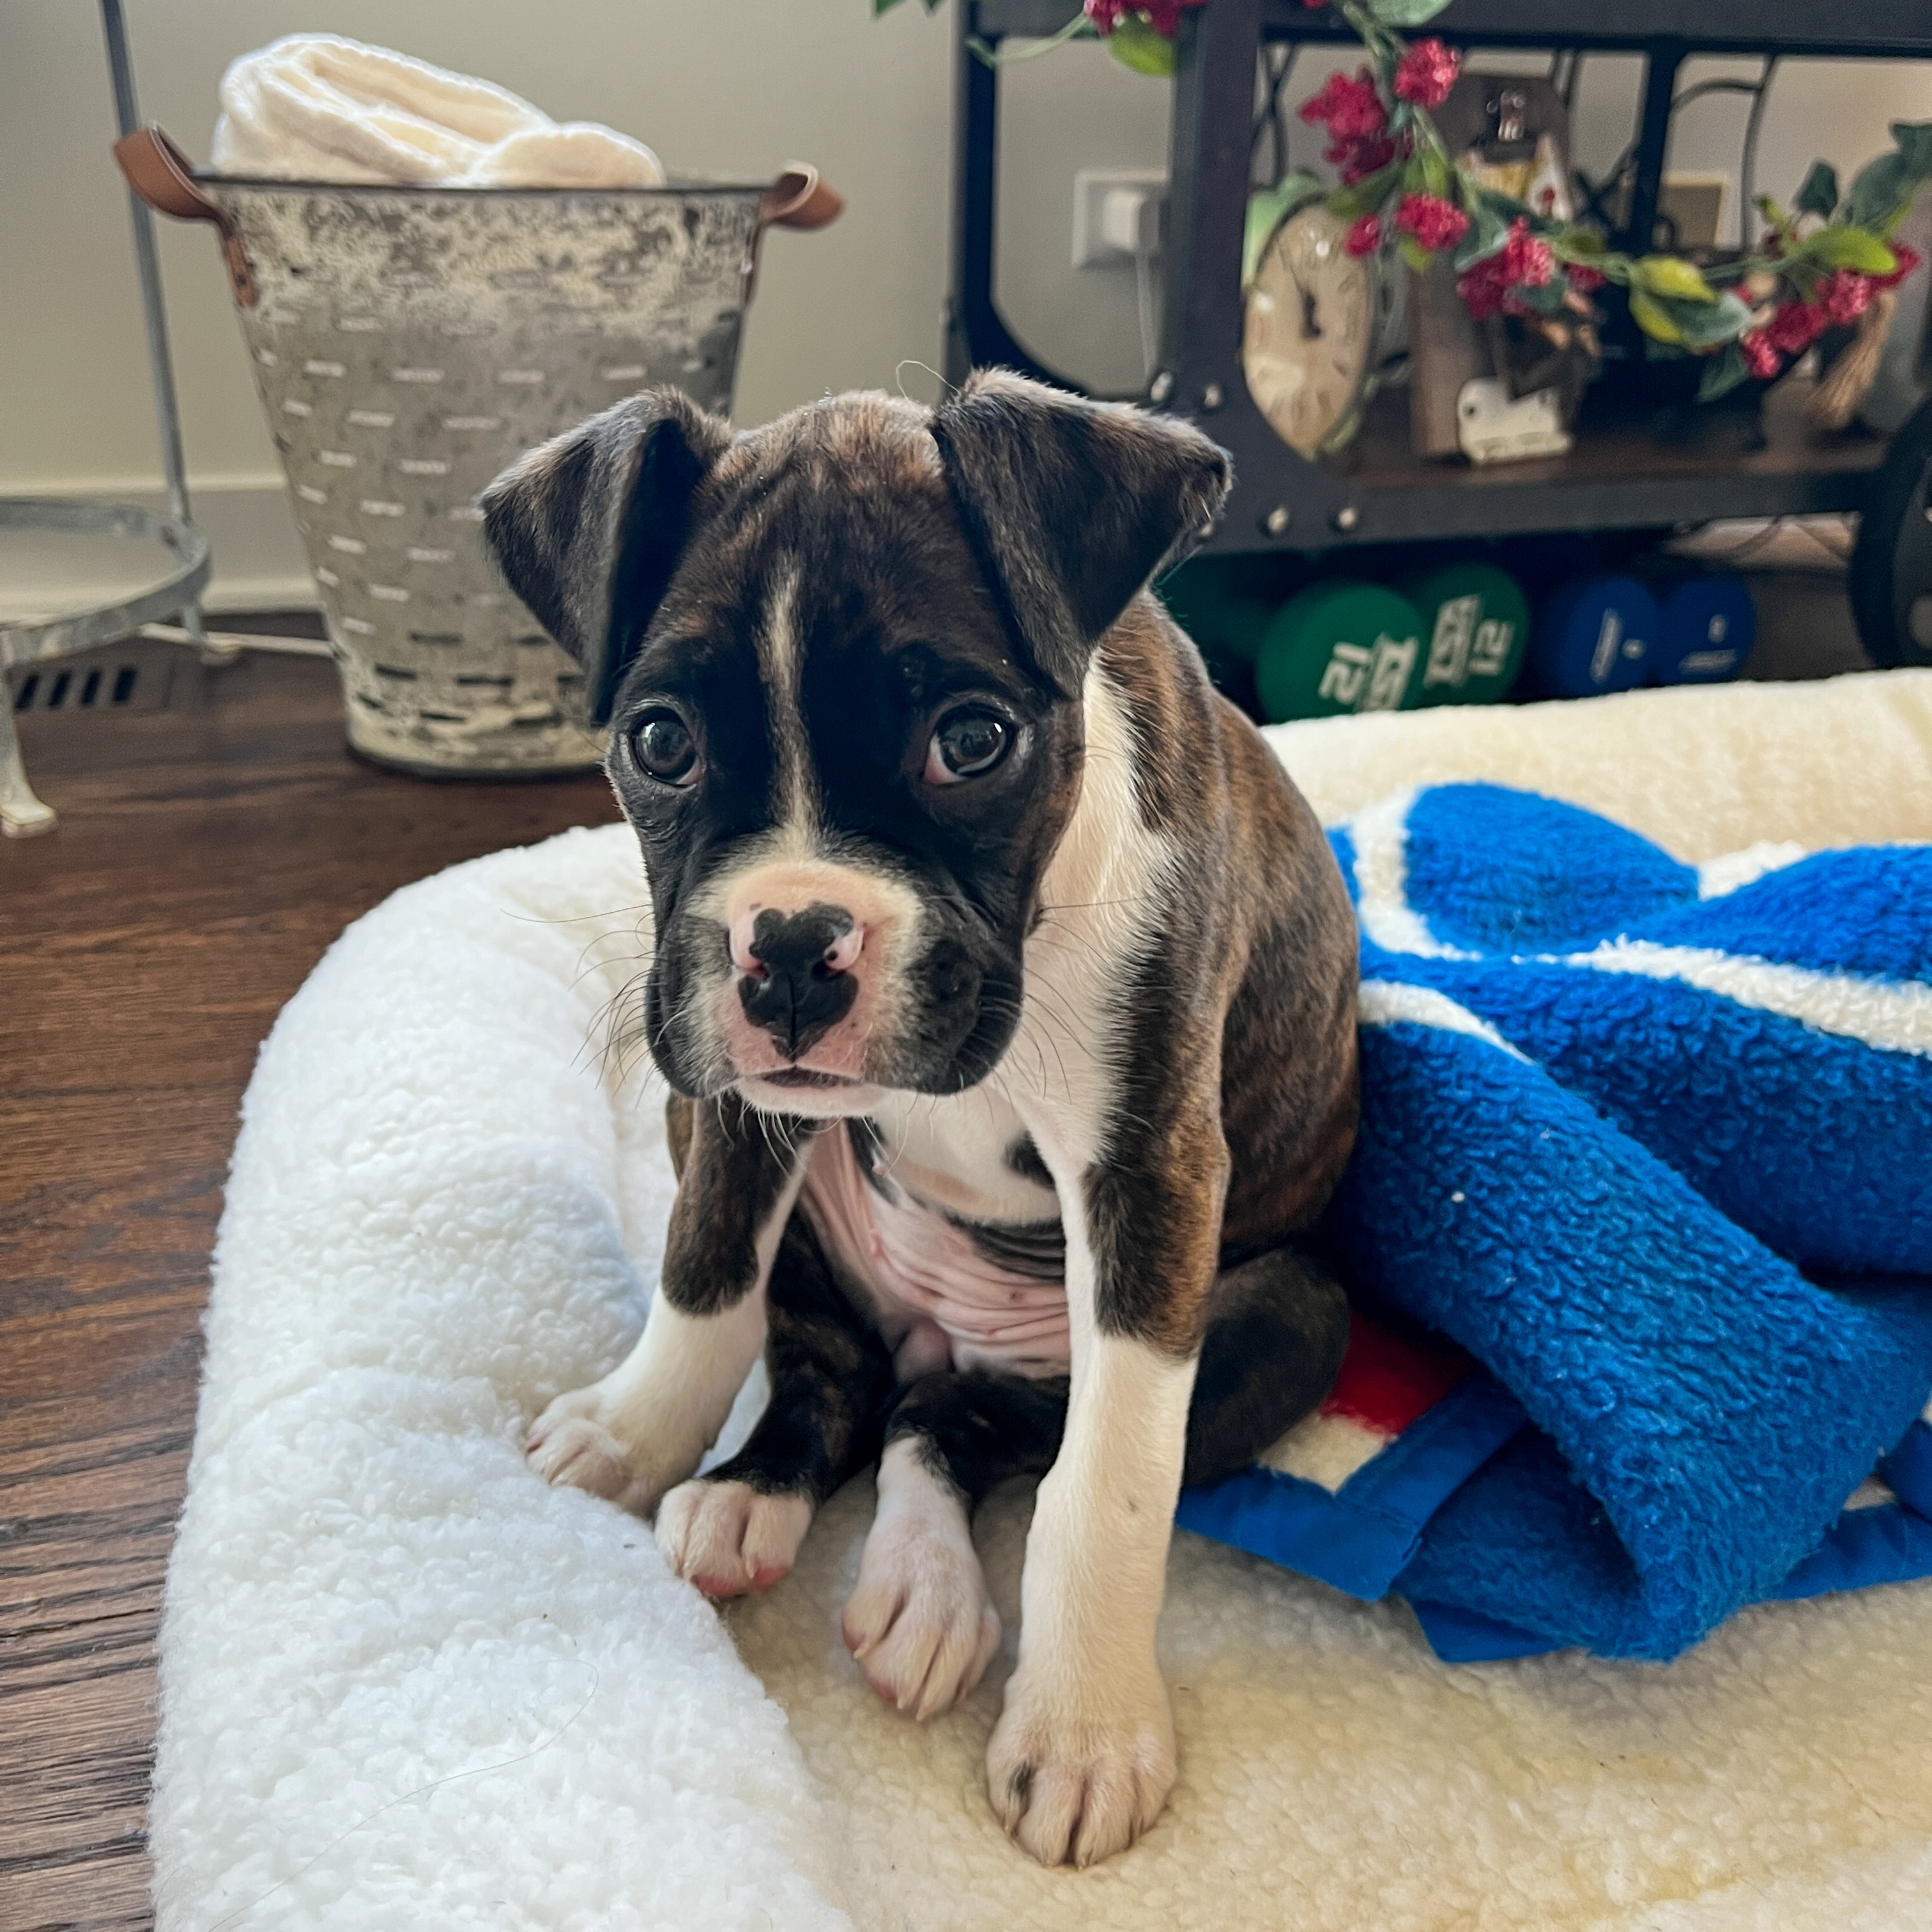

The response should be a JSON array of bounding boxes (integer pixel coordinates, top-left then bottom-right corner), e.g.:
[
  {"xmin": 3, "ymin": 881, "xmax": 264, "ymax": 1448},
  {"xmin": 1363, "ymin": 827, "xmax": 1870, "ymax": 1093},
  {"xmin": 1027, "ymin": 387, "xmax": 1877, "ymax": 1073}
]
[{"xmin": 1850, "ymin": 397, "xmax": 1932, "ymax": 668}]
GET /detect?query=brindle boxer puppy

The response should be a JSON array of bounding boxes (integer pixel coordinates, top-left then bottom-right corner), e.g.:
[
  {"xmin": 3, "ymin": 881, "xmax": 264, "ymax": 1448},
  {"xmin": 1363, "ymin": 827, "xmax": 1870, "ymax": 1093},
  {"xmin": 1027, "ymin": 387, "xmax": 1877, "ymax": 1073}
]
[{"xmin": 482, "ymin": 372, "xmax": 1359, "ymax": 1868}]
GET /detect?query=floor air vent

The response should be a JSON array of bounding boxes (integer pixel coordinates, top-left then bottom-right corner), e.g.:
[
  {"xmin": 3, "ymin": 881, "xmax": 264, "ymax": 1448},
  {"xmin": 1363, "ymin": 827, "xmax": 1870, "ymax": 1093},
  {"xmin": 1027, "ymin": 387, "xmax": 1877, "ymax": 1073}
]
[{"xmin": 8, "ymin": 639, "xmax": 176, "ymax": 716}]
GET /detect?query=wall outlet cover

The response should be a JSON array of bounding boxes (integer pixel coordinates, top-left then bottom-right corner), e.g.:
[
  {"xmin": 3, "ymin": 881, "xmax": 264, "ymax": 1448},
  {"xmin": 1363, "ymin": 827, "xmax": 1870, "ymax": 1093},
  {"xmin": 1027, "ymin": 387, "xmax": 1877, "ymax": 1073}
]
[{"xmin": 1072, "ymin": 167, "xmax": 1168, "ymax": 268}]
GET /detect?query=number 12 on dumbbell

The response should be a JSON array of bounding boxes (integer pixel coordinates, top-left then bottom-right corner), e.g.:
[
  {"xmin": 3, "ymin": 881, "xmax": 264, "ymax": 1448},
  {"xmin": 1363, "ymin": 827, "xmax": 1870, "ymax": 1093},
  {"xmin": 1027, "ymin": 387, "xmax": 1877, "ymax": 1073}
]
[{"xmin": 1320, "ymin": 634, "xmax": 1418, "ymax": 709}]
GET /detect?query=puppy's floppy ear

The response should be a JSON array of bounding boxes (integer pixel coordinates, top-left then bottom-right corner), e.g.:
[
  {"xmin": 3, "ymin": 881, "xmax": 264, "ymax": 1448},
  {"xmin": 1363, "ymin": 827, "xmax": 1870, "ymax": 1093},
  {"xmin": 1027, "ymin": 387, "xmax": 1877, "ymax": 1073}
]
[
  {"xmin": 480, "ymin": 387, "xmax": 732, "ymax": 724},
  {"xmin": 930, "ymin": 369, "xmax": 1232, "ymax": 695}
]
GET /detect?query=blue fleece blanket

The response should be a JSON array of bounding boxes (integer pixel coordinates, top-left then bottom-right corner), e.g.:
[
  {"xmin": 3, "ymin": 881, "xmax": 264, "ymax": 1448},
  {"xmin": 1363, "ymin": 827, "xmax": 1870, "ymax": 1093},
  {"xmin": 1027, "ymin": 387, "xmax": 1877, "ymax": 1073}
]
[{"xmin": 1179, "ymin": 783, "xmax": 1932, "ymax": 1662}]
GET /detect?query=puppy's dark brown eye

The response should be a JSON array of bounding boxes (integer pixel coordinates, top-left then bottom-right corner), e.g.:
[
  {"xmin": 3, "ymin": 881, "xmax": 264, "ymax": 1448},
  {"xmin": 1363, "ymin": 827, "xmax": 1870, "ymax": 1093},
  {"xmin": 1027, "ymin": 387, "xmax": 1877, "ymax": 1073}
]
[
  {"xmin": 628, "ymin": 708, "xmax": 698, "ymax": 785},
  {"xmin": 925, "ymin": 707, "xmax": 1011, "ymax": 786}
]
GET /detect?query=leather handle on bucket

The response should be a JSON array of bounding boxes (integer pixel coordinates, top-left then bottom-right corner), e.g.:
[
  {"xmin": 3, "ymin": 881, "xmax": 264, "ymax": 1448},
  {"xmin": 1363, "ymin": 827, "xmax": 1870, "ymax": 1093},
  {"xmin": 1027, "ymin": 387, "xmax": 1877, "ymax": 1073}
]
[
  {"xmin": 114, "ymin": 126, "xmax": 257, "ymax": 308},
  {"xmin": 744, "ymin": 162, "xmax": 843, "ymax": 303}
]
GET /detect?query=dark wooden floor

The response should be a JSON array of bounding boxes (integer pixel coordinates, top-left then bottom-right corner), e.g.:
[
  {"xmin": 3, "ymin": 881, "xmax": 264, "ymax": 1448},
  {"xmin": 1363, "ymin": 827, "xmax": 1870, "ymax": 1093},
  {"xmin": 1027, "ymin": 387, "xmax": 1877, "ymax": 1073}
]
[{"xmin": 0, "ymin": 640, "xmax": 616, "ymax": 1932}]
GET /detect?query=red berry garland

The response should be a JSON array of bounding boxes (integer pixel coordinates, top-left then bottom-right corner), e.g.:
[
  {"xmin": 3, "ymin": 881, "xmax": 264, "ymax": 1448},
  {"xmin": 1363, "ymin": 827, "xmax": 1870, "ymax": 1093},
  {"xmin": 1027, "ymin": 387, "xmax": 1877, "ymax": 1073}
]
[
  {"xmin": 1737, "ymin": 246, "xmax": 1923, "ymax": 383},
  {"xmin": 1738, "ymin": 330, "xmax": 1784, "ymax": 381},
  {"xmin": 1298, "ymin": 68, "xmax": 1406, "ymax": 185},
  {"xmin": 1454, "ymin": 218, "xmax": 1556, "ymax": 321},
  {"xmin": 1393, "ymin": 38, "xmax": 1459, "ymax": 112},
  {"xmin": 1395, "ymin": 192, "xmax": 1469, "ymax": 254},
  {"xmin": 1059, "ymin": 0, "xmax": 1931, "ymax": 408}
]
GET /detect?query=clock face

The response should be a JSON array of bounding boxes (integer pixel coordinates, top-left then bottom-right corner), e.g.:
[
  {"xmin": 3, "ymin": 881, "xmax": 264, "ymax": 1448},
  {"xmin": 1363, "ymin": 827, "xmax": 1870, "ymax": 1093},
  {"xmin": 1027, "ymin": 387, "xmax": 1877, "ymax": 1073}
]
[{"xmin": 1243, "ymin": 204, "xmax": 1377, "ymax": 458}]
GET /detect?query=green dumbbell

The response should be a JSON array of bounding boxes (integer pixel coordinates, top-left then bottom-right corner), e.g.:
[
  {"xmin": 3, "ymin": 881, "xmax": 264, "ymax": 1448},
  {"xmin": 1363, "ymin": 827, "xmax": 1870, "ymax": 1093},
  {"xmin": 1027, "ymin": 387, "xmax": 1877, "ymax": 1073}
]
[
  {"xmin": 1404, "ymin": 562, "xmax": 1531, "ymax": 708},
  {"xmin": 1255, "ymin": 583, "xmax": 1428, "ymax": 722}
]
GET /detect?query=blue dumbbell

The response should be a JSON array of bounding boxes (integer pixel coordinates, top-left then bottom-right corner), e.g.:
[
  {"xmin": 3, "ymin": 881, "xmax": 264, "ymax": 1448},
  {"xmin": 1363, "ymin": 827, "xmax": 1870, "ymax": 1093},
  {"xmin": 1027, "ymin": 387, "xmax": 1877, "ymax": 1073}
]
[
  {"xmin": 1653, "ymin": 574, "xmax": 1756, "ymax": 684},
  {"xmin": 1527, "ymin": 574, "xmax": 1659, "ymax": 698}
]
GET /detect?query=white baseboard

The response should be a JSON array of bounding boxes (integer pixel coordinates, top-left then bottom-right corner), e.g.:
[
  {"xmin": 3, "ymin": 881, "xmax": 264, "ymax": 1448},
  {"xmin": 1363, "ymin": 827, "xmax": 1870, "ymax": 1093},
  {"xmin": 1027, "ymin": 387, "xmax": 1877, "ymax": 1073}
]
[{"xmin": 0, "ymin": 476, "xmax": 318, "ymax": 617}]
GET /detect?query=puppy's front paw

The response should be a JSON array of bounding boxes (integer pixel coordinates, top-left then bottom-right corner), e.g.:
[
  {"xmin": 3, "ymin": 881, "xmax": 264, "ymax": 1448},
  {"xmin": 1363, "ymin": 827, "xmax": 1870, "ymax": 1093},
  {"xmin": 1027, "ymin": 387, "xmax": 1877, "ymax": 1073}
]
[
  {"xmin": 656, "ymin": 1478, "xmax": 813, "ymax": 1598},
  {"xmin": 985, "ymin": 1660, "xmax": 1175, "ymax": 1868},
  {"xmin": 841, "ymin": 1506, "xmax": 1000, "ymax": 1720},
  {"xmin": 525, "ymin": 1383, "xmax": 686, "ymax": 1517}
]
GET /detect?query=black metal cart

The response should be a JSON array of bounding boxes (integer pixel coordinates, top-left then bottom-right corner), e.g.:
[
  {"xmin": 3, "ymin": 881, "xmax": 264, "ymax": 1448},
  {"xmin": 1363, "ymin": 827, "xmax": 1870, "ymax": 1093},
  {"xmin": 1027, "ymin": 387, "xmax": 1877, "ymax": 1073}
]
[{"xmin": 948, "ymin": 1, "xmax": 1932, "ymax": 663}]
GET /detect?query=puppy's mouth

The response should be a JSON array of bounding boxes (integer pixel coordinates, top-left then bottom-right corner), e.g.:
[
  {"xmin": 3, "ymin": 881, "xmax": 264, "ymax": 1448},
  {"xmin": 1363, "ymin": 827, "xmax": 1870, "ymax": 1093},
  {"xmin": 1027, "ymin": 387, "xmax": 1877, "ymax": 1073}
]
[{"xmin": 751, "ymin": 1068, "xmax": 861, "ymax": 1091}]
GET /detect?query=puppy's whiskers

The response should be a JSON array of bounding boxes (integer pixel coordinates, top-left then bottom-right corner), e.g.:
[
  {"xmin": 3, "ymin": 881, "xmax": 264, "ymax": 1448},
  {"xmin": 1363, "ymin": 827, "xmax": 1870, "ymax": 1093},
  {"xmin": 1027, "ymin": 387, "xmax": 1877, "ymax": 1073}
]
[{"xmin": 498, "ymin": 896, "xmax": 654, "ymax": 927}]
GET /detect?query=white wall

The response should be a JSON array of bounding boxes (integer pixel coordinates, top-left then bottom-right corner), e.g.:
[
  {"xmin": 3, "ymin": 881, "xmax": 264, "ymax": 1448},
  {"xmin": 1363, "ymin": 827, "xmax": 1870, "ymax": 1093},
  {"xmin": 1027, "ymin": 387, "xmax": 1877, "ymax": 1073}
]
[
  {"xmin": 2, "ymin": 2, "xmax": 1926, "ymax": 606},
  {"xmin": 2, "ymin": 0, "xmax": 965, "ymax": 603}
]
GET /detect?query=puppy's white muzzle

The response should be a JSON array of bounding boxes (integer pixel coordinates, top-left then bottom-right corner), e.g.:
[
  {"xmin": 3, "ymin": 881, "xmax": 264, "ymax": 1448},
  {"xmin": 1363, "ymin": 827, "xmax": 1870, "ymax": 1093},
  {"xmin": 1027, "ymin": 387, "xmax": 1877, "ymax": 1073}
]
[{"xmin": 706, "ymin": 855, "xmax": 921, "ymax": 1090}]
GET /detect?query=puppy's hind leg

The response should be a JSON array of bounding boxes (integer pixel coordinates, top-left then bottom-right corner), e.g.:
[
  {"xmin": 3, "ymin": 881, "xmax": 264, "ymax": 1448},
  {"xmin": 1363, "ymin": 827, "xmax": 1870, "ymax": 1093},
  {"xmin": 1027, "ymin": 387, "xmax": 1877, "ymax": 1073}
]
[
  {"xmin": 1183, "ymin": 1242, "xmax": 1350, "ymax": 1487},
  {"xmin": 657, "ymin": 1216, "xmax": 896, "ymax": 1597},
  {"xmin": 843, "ymin": 1370, "xmax": 1066, "ymax": 1720}
]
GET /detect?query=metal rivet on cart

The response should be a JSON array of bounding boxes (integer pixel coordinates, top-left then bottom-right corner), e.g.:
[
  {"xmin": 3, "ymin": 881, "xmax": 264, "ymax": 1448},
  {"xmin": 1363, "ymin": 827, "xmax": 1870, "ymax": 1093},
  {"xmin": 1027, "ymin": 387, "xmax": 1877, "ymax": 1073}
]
[
  {"xmin": 1263, "ymin": 505, "xmax": 1292, "ymax": 537},
  {"xmin": 1333, "ymin": 505, "xmax": 1361, "ymax": 532},
  {"xmin": 1149, "ymin": 370, "xmax": 1175, "ymax": 404},
  {"xmin": 1200, "ymin": 382, "xmax": 1223, "ymax": 411}
]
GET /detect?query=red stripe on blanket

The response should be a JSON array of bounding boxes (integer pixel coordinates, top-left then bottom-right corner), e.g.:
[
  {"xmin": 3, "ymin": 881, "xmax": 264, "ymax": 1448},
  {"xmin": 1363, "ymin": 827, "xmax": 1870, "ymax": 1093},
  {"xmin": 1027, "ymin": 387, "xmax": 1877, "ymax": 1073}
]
[{"xmin": 1320, "ymin": 1312, "xmax": 1471, "ymax": 1434}]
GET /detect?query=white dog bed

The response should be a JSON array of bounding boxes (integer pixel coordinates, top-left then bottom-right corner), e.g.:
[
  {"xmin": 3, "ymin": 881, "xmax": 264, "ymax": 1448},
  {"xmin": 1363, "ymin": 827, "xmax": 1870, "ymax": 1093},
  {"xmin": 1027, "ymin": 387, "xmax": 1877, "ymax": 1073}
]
[{"xmin": 152, "ymin": 671, "xmax": 1932, "ymax": 1932}]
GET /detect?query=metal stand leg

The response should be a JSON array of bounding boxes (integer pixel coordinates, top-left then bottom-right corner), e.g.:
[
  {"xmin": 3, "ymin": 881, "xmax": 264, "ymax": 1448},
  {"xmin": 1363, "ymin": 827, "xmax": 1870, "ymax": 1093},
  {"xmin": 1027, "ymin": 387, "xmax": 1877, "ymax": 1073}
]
[
  {"xmin": 98, "ymin": 0, "xmax": 234, "ymax": 666},
  {"xmin": 944, "ymin": 8, "xmax": 1073, "ymax": 389},
  {"xmin": 0, "ymin": 693, "xmax": 58, "ymax": 838},
  {"xmin": 1, "ymin": 10, "xmax": 223, "ymax": 841},
  {"xmin": 1625, "ymin": 39, "xmax": 1687, "ymax": 258}
]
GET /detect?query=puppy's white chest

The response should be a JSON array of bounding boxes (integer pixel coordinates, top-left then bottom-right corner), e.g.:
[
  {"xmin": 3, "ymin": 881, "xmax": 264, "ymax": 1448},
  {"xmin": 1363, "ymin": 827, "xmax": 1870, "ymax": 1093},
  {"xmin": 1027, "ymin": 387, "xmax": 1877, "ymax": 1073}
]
[{"xmin": 799, "ymin": 1096, "xmax": 1070, "ymax": 1381}]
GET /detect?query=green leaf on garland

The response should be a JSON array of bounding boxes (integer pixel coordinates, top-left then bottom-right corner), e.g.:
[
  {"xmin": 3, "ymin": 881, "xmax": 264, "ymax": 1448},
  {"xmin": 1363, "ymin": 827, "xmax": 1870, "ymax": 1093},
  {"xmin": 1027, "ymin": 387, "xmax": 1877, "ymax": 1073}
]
[
  {"xmin": 1397, "ymin": 232, "xmax": 1432, "ymax": 273},
  {"xmin": 1326, "ymin": 158, "xmax": 1405, "ymax": 221},
  {"xmin": 1632, "ymin": 255, "xmax": 1717, "ymax": 302},
  {"xmin": 1513, "ymin": 277, "xmax": 1568, "ymax": 318},
  {"xmin": 1627, "ymin": 288, "xmax": 1751, "ymax": 350},
  {"xmin": 1629, "ymin": 288, "xmax": 1686, "ymax": 344},
  {"xmin": 1698, "ymin": 342, "xmax": 1753, "ymax": 402},
  {"xmin": 1848, "ymin": 151, "xmax": 1909, "ymax": 233},
  {"xmin": 1795, "ymin": 161, "xmax": 1840, "ymax": 220},
  {"xmin": 1452, "ymin": 197, "xmax": 1510, "ymax": 271},
  {"xmin": 1421, "ymin": 146, "xmax": 1452, "ymax": 201},
  {"xmin": 1892, "ymin": 121, "xmax": 1932, "ymax": 181},
  {"xmin": 1561, "ymin": 226, "xmax": 1608, "ymax": 258},
  {"xmin": 1807, "ymin": 226, "xmax": 1898, "ymax": 274},
  {"xmin": 1478, "ymin": 181, "xmax": 1530, "ymax": 220},
  {"xmin": 1669, "ymin": 289, "xmax": 1754, "ymax": 349},
  {"xmin": 1107, "ymin": 15, "xmax": 1175, "ymax": 77},
  {"xmin": 1368, "ymin": 0, "xmax": 1456, "ymax": 24}
]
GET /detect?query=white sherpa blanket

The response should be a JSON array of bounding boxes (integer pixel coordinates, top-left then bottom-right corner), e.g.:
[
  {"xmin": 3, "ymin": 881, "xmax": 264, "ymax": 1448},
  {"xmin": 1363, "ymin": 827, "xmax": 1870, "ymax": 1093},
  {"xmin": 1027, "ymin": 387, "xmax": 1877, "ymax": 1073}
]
[
  {"xmin": 210, "ymin": 35, "xmax": 665, "ymax": 188},
  {"xmin": 153, "ymin": 671, "xmax": 1932, "ymax": 1932}
]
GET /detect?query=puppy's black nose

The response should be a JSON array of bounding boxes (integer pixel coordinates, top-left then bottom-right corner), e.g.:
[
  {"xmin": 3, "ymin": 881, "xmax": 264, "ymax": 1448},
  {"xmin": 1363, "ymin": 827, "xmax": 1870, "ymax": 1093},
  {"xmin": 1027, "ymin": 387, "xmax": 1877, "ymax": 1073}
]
[{"xmin": 734, "ymin": 904, "xmax": 861, "ymax": 1059}]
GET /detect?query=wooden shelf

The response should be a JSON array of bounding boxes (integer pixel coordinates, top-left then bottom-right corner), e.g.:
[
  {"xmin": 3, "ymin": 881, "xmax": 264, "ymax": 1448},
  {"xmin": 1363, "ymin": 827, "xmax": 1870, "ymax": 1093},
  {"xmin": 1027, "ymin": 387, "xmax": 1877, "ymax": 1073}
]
[
  {"xmin": 1344, "ymin": 374, "xmax": 1885, "ymax": 498},
  {"xmin": 1196, "ymin": 372, "xmax": 1884, "ymax": 553}
]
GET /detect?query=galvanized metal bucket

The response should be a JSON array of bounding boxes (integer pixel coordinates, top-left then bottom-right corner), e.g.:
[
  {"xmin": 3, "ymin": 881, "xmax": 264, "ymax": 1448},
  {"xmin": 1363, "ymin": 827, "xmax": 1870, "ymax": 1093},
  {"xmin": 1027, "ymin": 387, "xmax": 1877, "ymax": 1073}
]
[{"xmin": 118, "ymin": 126, "xmax": 839, "ymax": 775}]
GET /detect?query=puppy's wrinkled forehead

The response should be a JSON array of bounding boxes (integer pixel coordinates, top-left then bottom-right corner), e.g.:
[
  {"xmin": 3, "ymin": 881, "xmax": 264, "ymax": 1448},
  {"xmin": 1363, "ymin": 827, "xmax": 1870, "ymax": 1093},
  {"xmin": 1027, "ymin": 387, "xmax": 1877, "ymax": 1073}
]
[
  {"xmin": 711, "ymin": 390, "xmax": 944, "ymax": 496},
  {"xmin": 479, "ymin": 369, "xmax": 1234, "ymax": 733},
  {"xmin": 665, "ymin": 391, "xmax": 968, "ymax": 645}
]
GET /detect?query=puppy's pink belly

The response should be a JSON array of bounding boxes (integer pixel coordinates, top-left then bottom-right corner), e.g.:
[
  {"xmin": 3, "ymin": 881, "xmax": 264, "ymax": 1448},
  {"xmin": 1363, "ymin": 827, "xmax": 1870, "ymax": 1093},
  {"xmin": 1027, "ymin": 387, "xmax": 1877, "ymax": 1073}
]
[{"xmin": 799, "ymin": 1133, "xmax": 1071, "ymax": 1380}]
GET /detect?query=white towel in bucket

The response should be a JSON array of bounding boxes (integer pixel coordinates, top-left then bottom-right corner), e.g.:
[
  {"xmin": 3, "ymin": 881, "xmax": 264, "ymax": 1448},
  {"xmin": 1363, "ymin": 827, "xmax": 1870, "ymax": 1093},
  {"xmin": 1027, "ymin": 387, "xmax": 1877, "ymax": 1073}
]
[{"xmin": 210, "ymin": 34, "xmax": 665, "ymax": 188}]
